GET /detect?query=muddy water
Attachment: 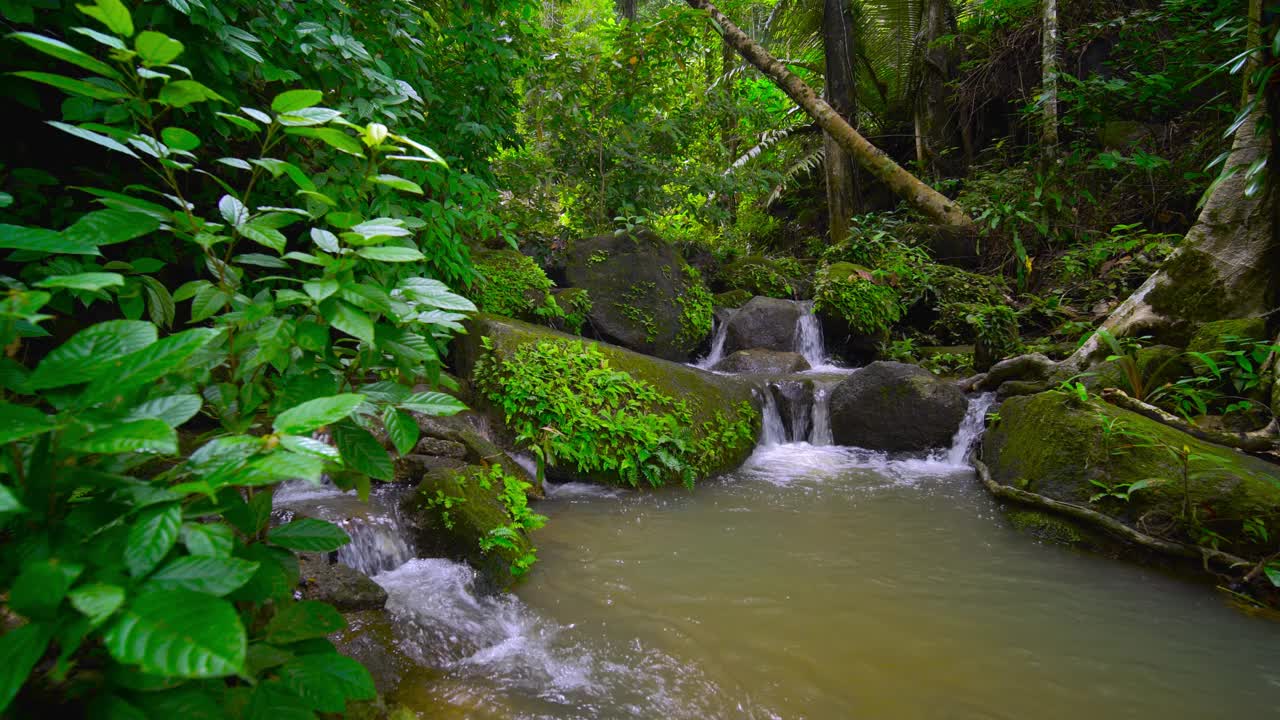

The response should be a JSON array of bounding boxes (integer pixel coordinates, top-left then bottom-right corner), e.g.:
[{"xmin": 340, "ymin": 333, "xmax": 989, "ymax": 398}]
[{"xmin": 365, "ymin": 443, "xmax": 1280, "ymax": 718}]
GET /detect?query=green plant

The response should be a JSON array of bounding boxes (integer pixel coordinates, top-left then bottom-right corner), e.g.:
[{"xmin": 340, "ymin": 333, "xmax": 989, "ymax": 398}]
[
  {"xmin": 1088, "ymin": 478, "xmax": 1163, "ymax": 503},
  {"xmin": 676, "ymin": 264, "xmax": 714, "ymax": 346},
  {"xmin": 471, "ymin": 464, "xmax": 546, "ymax": 578},
  {"xmin": 472, "ymin": 250, "xmax": 559, "ymax": 321},
  {"xmin": 587, "ymin": 250, "xmax": 610, "ymax": 266},
  {"xmin": 813, "ymin": 263, "xmax": 904, "ymax": 336},
  {"xmin": 923, "ymin": 352, "xmax": 974, "ymax": 376},
  {"xmin": 882, "ymin": 337, "xmax": 918, "ymax": 363},
  {"xmin": 424, "ymin": 489, "xmax": 467, "ymax": 531},
  {"xmin": 617, "ymin": 282, "xmax": 659, "ymax": 343}
]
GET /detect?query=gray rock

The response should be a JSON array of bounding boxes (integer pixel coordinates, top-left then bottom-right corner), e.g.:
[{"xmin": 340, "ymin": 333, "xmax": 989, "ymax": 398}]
[
  {"xmin": 976, "ymin": 353, "xmax": 1056, "ymax": 392},
  {"xmin": 723, "ymin": 296, "xmax": 805, "ymax": 356},
  {"xmin": 829, "ymin": 361, "xmax": 967, "ymax": 451},
  {"xmin": 394, "ymin": 453, "xmax": 467, "ymax": 483},
  {"xmin": 713, "ymin": 349, "xmax": 811, "ymax": 374},
  {"xmin": 415, "ymin": 436, "xmax": 467, "ymax": 458},
  {"xmin": 297, "ymin": 555, "xmax": 387, "ymax": 611}
]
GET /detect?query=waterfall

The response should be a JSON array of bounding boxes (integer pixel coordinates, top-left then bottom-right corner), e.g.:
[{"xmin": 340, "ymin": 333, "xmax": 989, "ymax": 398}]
[
  {"xmin": 810, "ymin": 385, "xmax": 833, "ymax": 446},
  {"xmin": 756, "ymin": 379, "xmax": 836, "ymax": 446},
  {"xmin": 695, "ymin": 310, "xmax": 733, "ymax": 370},
  {"xmin": 795, "ymin": 302, "xmax": 826, "ymax": 368},
  {"xmin": 336, "ymin": 516, "xmax": 416, "ymax": 576},
  {"xmin": 760, "ymin": 388, "xmax": 789, "ymax": 445},
  {"xmin": 942, "ymin": 393, "xmax": 996, "ymax": 466},
  {"xmin": 274, "ymin": 481, "xmax": 417, "ymax": 576}
]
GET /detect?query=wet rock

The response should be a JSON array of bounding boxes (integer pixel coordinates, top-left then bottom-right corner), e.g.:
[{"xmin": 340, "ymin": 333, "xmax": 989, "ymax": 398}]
[
  {"xmin": 976, "ymin": 353, "xmax": 1056, "ymax": 392},
  {"xmin": 415, "ymin": 437, "xmax": 467, "ymax": 458},
  {"xmin": 829, "ymin": 361, "xmax": 967, "ymax": 451},
  {"xmin": 297, "ymin": 555, "xmax": 387, "ymax": 611},
  {"xmin": 394, "ymin": 453, "xmax": 467, "ymax": 482},
  {"xmin": 995, "ymin": 379, "xmax": 1052, "ymax": 400},
  {"xmin": 722, "ymin": 296, "xmax": 805, "ymax": 355},
  {"xmin": 713, "ymin": 349, "xmax": 811, "ymax": 374}
]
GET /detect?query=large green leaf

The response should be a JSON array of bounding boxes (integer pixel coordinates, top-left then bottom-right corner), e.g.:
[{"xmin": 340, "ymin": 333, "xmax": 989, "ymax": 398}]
[
  {"xmin": 267, "ymin": 518, "xmax": 350, "ymax": 552},
  {"xmin": 320, "ymin": 299, "xmax": 374, "ymax": 344},
  {"xmin": 123, "ymin": 394, "xmax": 203, "ymax": 427},
  {"xmin": 47, "ymin": 121, "xmax": 139, "ymax": 158},
  {"xmin": 158, "ymin": 80, "xmax": 224, "ymax": 108},
  {"xmin": 264, "ymin": 600, "xmax": 345, "ymax": 644},
  {"xmin": 27, "ymin": 319, "xmax": 156, "ymax": 390},
  {"xmin": 0, "ymin": 402, "xmax": 55, "ymax": 444},
  {"xmin": 80, "ymin": 328, "xmax": 217, "ymax": 405},
  {"xmin": 240, "ymin": 451, "xmax": 324, "ymax": 486},
  {"xmin": 0, "ymin": 223, "xmax": 99, "ymax": 255},
  {"xmin": 399, "ymin": 391, "xmax": 467, "ymax": 416},
  {"xmin": 355, "ymin": 246, "xmax": 424, "ymax": 262},
  {"xmin": 278, "ymin": 654, "xmax": 375, "ymax": 712},
  {"xmin": 398, "ymin": 278, "xmax": 476, "ymax": 312},
  {"xmin": 69, "ymin": 583, "xmax": 126, "ymax": 626},
  {"xmin": 75, "ymin": 419, "xmax": 177, "ymax": 455},
  {"xmin": 134, "ymin": 30, "xmax": 183, "ymax": 64},
  {"xmin": 104, "ymin": 589, "xmax": 246, "ymax": 678},
  {"xmin": 366, "ymin": 174, "xmax": 423, "ymax": 195},
  {"xmin": 0, "ymin": 482, "xmax": 25, "ymax": 515},
  {"xmin": 77, "ymin": 0, "xmax": 134, "ymax": 36},
  {"xmin": 230, "ymin": 544, "xmax": 297, "ymax": 604},
  {"xmin": 277, "ymin": 107, "xmax": 342, "ymax": 127},
  {"xmin": 9, "ymin": 558, "xmax": 83, "ymax": 619},
  {"xmin": 273, "ymin": 394, "xmax": 365, "ymax": 434},
  {"xmin": 246, "ymin": 682, "xmax": 318, "ymax": 720},
  {"xmin": 382, "ymin": 406, "xmax": 418, "ymax": 455},
  {"xmin": 0, "ymin": 623, "xmax": 53, "ymax": 713},
  {"xmin": 180, "ymin": 522, "xmax": 234, "ymax": 557},
  {"xmin": 124, "ymin": 503, "xmax": 181, "ymax": 577},
  {"xmin": 34, "ymin": 272, "xmax": 125, "ymax": 291},
  {"xmin": 239, "ymin": 219, "xmax": 287, "ymax": 253},
  {"xmin": 147, "ymin": 556, "xmax": 259, "ymax": 595},
  {"xmin": 332, "ymin": 423, "xmax": 393, "ymax": 481},
  {"xmin": 63, "ymin": 208, "xmax": 161, "ymax": 247},
  {"xmin": 271, "ymin": 89, "xmax": 323, "ymax": 113},
  {"xmin": 286, "ymin": 128, "xmax": 364, "ymax": 156},
  {"xmin": 11, "ymin": 71, "xmax": 127, "ymax": 100},
  {"xmin": 8, "ymin": 32, "xmax": 120, "ymax": 78}
]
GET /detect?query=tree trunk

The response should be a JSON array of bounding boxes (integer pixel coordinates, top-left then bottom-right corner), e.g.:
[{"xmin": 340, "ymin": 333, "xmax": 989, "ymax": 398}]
[
  {"xmin": 916, "ymin": 0, "xmax": 959, "ymax": 176},
  {"xmin": 823, "ymin": 0, "xmax": 858, "ymax": 243},
  {"xmin": 616, "ymin": 0, "xmax": 637, "ymax": 22},
  {"xmin": 684, "ymin": 0, "xmax": 974, "ymax": 228},
  {"xmin": 1041, "ymin": 0, "xmax": 1060, "ymax": 154}
]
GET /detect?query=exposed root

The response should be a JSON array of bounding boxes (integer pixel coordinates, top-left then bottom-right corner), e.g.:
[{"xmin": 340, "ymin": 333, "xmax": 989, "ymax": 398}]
[{"xmin": 1099, "ymin": 388, "xmax": 1278, "ymax": 454}]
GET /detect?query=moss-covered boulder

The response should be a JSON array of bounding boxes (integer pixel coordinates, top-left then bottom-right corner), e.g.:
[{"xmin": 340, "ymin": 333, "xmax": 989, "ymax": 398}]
[
  {"xmin": 719, "ymin": 255, "xmax": 805, "ymax": 299},
  {"xmin": 549, "ymin": 287, "xmax": 593, "ymax": 335},
  {"xmin": 563, "ymin": 228, "xmax": 713, "ymax": 361},
  {"xmin": 471, "ymin": 249, "xmax": 560, "ymax": 323},
  {"xmin": 812, "ymin": 262, "xmax": 896, "ymax": 364},
  {"xmin": 722, "ymin": 296, "xmax": 805, "ymax": 356},
  {"xmin": 713, "ymin": 289, "xmax": 753, "ymax": 310},
  {"xmin": 983, "ymin": 391, "xmax": 1280, "ymax": 555},
  {"xmin": 455, "ymin": 314, "xmax": 760, "ymax": 487},
  {"xmin": 1080, "ymin": 345, "xmax": 1188, "ymax": 395},
  {"xmin": 297, "ymin": 556, "xmax": 387, "ymax": 611},
  {"xmin": 829, "ymin": 361, "xmax": 968, "ymax": 451},
  {"xmin": 1186, "ymin": 317, "xmax": 1268, "ymax": 376},
  {"xmin": 401, "ymin": 464, "xmax": 539, "ymax": 590},
  {"xmin": 713, "ymin": 349, "xmax": 811, "ymax": 374}
]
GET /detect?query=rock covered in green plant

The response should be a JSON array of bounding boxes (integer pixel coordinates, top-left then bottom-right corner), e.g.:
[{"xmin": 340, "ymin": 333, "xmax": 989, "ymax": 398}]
[
  {"xmin": 813, "ymin": 262, "xmax": 903, "ymax": 336},
  {"xmin": 550, "ymin": 287, "xmax": 594, "ymax": 335},
  {"xmin": 983, "ymin": 390, "xmax": 1280, "ymax": 556},
  {"xmin": 829, "ymin": 361, "xmax": 968, "ymax": 451},
  {"xmin": 471, "ymin": 249, "xmax": 562, "ymax": 323},
  {"xmin": 456, "ymin": 314, "xmax": 759, "ymax": 487},
  {"xmin": 1081, "ymin": 344, "xmax": 1188, "ymax": 396},
  {"xmin": 402, "ymin": 464, "xmax": 545, "ymax": 589},
  {"xmin": 713, "ymin": 289, "xmax": 753, "ymax": 310},
  {"xmin": 1187, "ymin": 318, "xmax": 1268, "ymax": 359},
  {"xmin": 719, "ymin": 255, "xmax": 805, "ymax": 299},
  {"xmin": 562, "ymin": 228, "xmax": 714, "ymax": 361}
]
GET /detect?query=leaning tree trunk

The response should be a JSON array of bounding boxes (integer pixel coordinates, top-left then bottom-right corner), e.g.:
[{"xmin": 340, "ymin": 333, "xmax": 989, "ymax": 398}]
[
  {"xmin": 1041, "ymin": 0, "xmax": 1060, "ymax": 155},
  {"xmin": 685, "ymin": 0, "xmax": 974, "ymax": 228},
  {"xmin": 823, "ymin": 0, "xmax": 859, "ymax": 244},
  {"xmin": 1064, "ymin": 1, "xmax": 1277, "ymax": 369}
]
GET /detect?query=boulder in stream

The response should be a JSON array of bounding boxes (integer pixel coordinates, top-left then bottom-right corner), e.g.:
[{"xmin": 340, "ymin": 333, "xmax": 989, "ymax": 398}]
[
  {"xmin": 713, "ymin": 349, "xmax": 811, "ymax": 374},
  {"xmin": 722, "ymin": 296, "xmax": 805, "ymax": 355},
  {"xmin": 983, "ymin": 390, "xmax": 1280, "ymax": 555},
  {"xmin": 297, "ymin": 555, "xmax": 388, "ymax": 612},
  {"xmin": 829, "ymin": 361, "xmax": 968, "ymax": 451}
]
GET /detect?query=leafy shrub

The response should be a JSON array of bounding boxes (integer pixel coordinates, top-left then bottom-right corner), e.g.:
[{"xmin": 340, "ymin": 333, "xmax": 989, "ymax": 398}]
[
  {"xmin": 956, "ymin": 303, "xmax": 1021, "ymax": 368},
  {"xmin": 676, "ymin": 264, "xmax": 714, "ymax": 347},
  {"xmin": 471, "ymin": 249, "xmax": 559, "ymax": 321},
  {"xmin": 720, "ymin": 255, "xmax": 804, "ymax": 298},
  {"xmin": 470, "ymin": 464, "xmax": 547, "ymax": 578},
  {"xmin": 813, "ymin": 262, "xmax": 903, "ymax": 336},
  {"xmin": 0, "ymin": 4, "xmax": 477, "ymax": 714},
  {"xmin": 472, "ymin": 337, "xmax": 755, "ymax": 488}
]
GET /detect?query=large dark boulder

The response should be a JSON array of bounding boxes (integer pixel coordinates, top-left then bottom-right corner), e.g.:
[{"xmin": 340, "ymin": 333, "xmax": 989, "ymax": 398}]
[
  {"xmin": 723, "ymin": 296, "xmax": 805, "ymax": 355},
  {"xmin": 829, "ymin": 361, "xmax": 968, "ymax": 451},
  {"xmin": 713, "ymin": 349, "xmax": 810, "ymax": 374},
  {"xmin": 563, "ymin": 228, "xmax": 712, "ymax": 361}
]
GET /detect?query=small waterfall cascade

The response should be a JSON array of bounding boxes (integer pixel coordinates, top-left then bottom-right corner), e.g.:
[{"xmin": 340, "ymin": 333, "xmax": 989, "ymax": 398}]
[
  {"xmin": 942, "ymin": 393, "xmax": 996, "ymax": 466},
  {"xmin": 695, "ymin": 310, "xmax": 734, "ymax": 370},
  {"xmin": 756, "ymin": 379, "xmax": 838, "ymax": 446},
  {"xmin": 794, "ymin": 301, "xmax": 826, "ymax": 368},
  {"xmin": 274, "ymin": 481, "xmax": 416, "ymax": 576}
]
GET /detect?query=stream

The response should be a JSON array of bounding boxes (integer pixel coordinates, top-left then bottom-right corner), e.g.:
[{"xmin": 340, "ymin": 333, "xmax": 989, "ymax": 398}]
[{"xmin": 274, "ymin": 303, "xmax": 1280, "ymax": 718}]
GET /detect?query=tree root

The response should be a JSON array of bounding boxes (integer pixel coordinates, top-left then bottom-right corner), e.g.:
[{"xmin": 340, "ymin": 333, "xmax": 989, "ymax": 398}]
[
  {"xmin": 1099, "ymin": 388, "xmax": 1278, "ymax": 454},
  {"xmin": 972, "ymin": 458, "xmax": 1253, "ymax": 575}
]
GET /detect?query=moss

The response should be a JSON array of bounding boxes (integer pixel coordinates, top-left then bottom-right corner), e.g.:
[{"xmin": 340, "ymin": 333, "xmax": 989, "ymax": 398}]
[
  {"xmin": 1147, "ymin": 248, "xmax": 1235, "ymax": 328},
  {"xmin": 713, "ymin": 289, "xmax": 752, "ymax": 310},
  {"xmin": 1006, "ymin": 510, "xmax": 1085, "ymax": 546},
  {"xmin": 720, "ymin": 255, "xmax": 804, "ymax": 299},
  {"xmin": 813, "ymin": 262, "xmax": 904, "ymax": 335},
  {"xmin": 984, "ymin": 390, "xmax": 1280, "ymax": 555},
  {"xmin": 1187, "ymin": 318, "xmax": 1268, "ymax": 356},
  {"xmin": 471, "ymin": 249, "xmax": 557, "ymax": 322},
  {"xmin": 615, "ymin": 281, "xmax": 659, "ymax": 342},
  {"xmin": 1083, "ymin": 345, "xmax": 1188, "ymax": 394}
]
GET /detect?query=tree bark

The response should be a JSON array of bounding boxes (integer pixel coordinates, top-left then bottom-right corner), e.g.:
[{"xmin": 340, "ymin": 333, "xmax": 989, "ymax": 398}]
[
  {"xmin": 916, "ymin": 0, "xmax": 959, "ymax": 176},
  {"xmin": 1041, "ymin": 0, "xmax": 1060, "ymax": 154},
  {"xmin": 823, "ymin": 0, "xmax": 859, "ymax": 243},
  {"xmin": 685, "ymin": 0, "xmax": 974, "ymax": 228},
  {"xmin": 616, "ymin": 0, "xmax": 637, "ymax": 22}
]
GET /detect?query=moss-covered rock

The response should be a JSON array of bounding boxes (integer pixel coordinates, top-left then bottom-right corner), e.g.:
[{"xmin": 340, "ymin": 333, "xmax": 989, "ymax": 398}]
[
  {"xmin": 1005, "ymin": 510, "xmax": 1087, "ymax": 547},
  {"xmin": 563, "ymin": 228, "xmax": 713, "ymax": 361},
  {"xmin": 296, "ymin": 556, "xmax": 387, "ymax": 611},
  {"xmin": 983, "ymin": 391, "xmax": 1280, "ymax": 555},
  {"xmin": 549, "ymin": 287, "xmax": 593, "ymax": 335},
  {"xmin": 471, "ymin": 249, "xmax": 560, "ymax": 323},
  {"xmin": 1081, "ymin": 344, "xmax": 1188, "ymax": 395},
  {"xmin": 454, "ymin": 314, "xmax": 760, "ymax": 486},
  {"xmin": 713, "ymin": 289, "xmax": 753, "ymax": 310},
  {"xmin": 719, "ymin": 255, "xmax": 805, "ymax": 299},
  {"xmin": 813, "ymin": 262, "xmax": 903, "ymax": 336},
  {"xmin": 1187, "ymin": 317, "xmax": 1267, "ymax": 361},
  {"xmin": 401, "ymin": 465, "xmax": 536, "ymax": 590}
]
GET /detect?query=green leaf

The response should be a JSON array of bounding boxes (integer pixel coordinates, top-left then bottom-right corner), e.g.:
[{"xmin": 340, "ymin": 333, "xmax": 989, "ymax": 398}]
[
  {"xmin": 286, "ymin": 127, "xmax": 364, "ymax": 156},
  {"xmin": 239, "ymin": 219, "xmax": 287, "ymax": 253},
  {"xmin": 367, "ymin": 174, "xmax": 423, "ymax": 195},
  {"xmin": 398, "ymin": 278, "xmax": 476, "ymax": 312},
  {"xmin": 271, "ymin": 89, "xmax": 323, "ymax": 113},
  {"xmin": 268, "ymin": 518, "xmax": 351, "ymax": 552},
  {"xmin": 350, "ymin": 218, "xmax": 410, "ymax": 240},
  {"xmin": 158, "ymin": 80, "xmax": 224, "ymax": 108},
  {"xmin": 230, "ymin": 544, "xmax": 296, "ymax": 603},
  {"xmin": 332, "ymin": 423, "xmax": 393, "ymax": 481},
  {"xmin": 302, "ymin": 279, "xmax": 339, "ymax": 303},
  {"xmin": 28, "ymin": 319, "xmax": 156, "ymax": 390},
  {"xmin": 1265, "ymin": 563, "xmax": 1280, "ymax": 588},
  {"xmin": 80, "ymin": 328, "xmax": 217, "ymax": 404},
  {"xmin": 124, "ymin": 394, "xmax": 202, "ymax": 427},
  {"xmin": 274, "ymin": 394, "xmax": 366, "ymax": 434},
  {"xmin": 69, "ymin": 583, "xmax": 126, "ymax": 626},
  {"xmin": 11, "ymin": 71, "xmax": 126, "ymax": 100},
  {"xmin": 278, "ymin": 654, "xmax": 375, "ymax": 712},
  {"xmin": 9, "ymin": 31, "xmax": 120, "ymax": 78},
  {"xmin": 147, "ymin": 556, "xmax": 259, "ymax": 595},
  {"xmin": 76, "ymin": 419, "xmax": 177, "ymax": 454},
  {"xmin": 0, "ymin": 402, "xmax": 55, "ymax": 444},
  {"xmin": 64, "ymin": 208, "xmax": 162, "ymax": 247},
  {"xmin": 104, "ymin": 589, "xmax": 246, "ymax": 678},
  {"xmin": 321, "ymin": 299, "xmax": 375, "ymax": 344},
  {"xmin": 124, "ymin": 503, "xmax": 181, "ymax": 577},
  {"xmin": 356, "ymin": 246, "xmax": 424, "ymax": 262},
  {"xmin": 47, "ymin": 120, "xmax": 138, "ymax": 158},
  {"xmin": 246, "ymin": 682, "xmax": 318, "ymax": 720},
  {"xmin": 277, "ymin": 107, "xmax": 342, "ymax": 127},
  {"xmin": 219, "ymin": 194, "xmax": 248, "ymax": 227},
  {"xmin": 77, "ymin": 0, "xmax": 133, "ymax": 36},
  {"xmin": 189, "ymin": 284, "xmax": 229, "ymax": 322},
  {"xmin": 161, "ymin": 127, "xmax": 200, "ymax": 151},
  {"xmin": 241, "ymin": 451, "xmax": 325, "ymax": 486},
  {"xmin": 35, "ymin": 272, "xmax": 125, "ymax": 291},
  {"xmin": 399, "ymin": 391, "xmax": 467, "ymax": 416},
  {"xmin": 0, "ymin": 482, "xmax": 25, "ymax": 515},
  {"xmin": 382, "ymin": 406, "xmax": 419, "ymax": 455},
  {"xmin": 0, "ymin": 222, "xmax": 99, "ymax": 255},
  {"xmin": 9, "ymin": 558, "xmax": 84, "ymax": 619},
  {"xmin": 135, "ymin": 30, "xmax": 183, "ymax": 64},
  {"xmin": 0, "ymin": 623, "xmax": 53, "ymax": 713},
  {"xmin": 180, "ymin": 522, "xmax": 234, "ymax": 557},
  {"xmin": 265, "ymin": 600, "xmax": 345, "ymax": 644}
]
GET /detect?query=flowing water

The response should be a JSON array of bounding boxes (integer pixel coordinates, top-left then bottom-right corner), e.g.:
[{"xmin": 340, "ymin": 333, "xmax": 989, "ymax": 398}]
[{"xmin": 344, "ymin": 407, "xmax": 1280, "ymax": 718}]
